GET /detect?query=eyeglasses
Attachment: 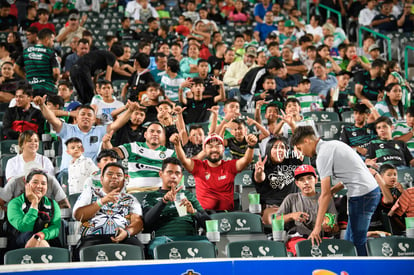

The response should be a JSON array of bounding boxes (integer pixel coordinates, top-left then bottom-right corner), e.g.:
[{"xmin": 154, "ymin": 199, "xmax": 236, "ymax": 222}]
[{"xmin": 69, "ymin": 18, "xmax": 77, "ymax": 21}]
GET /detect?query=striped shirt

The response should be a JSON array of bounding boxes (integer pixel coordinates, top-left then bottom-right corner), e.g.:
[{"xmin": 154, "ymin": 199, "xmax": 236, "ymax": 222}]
[
  {"xmin": 291, "ymin": 93, "xmax": 323, "ymax": 113},
  {"xmin": 160, "ymin": 73, "xmax": 185, "ymax": 102},
  {"xmin": 119, "ymin": 142, "xmax": 176, "ymax": 190},
  {"xmin": 393, "ymin": 122, "xmax": 414, "ymax": 156},
  {"xmin": 18, "ymin": 44, "xmax": 59, "ymax": 93}
]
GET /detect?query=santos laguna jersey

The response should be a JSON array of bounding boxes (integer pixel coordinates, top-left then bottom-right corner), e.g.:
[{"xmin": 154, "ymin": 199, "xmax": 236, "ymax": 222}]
[
  {"xmin": 366, "ymin": 139, "xmax": 413, "ymax": 167},
  {"xmin": 119, "ymin": 142, "xmax": 176, "ymax": 190}
]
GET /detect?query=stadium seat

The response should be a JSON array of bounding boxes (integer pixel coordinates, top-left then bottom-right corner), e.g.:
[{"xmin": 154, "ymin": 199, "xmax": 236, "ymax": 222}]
[
  {"xmin": 366, "ymin": 237, "xmax": 414, "ymax": 257},
  {"xmin": 226, "ymin": 240, "xmax": 287, "ymax": 258},
  {"xmin": 210, "ymin": 212, "xmax": 263, "ymax": 235},
  {"xmin": 340, "ymin": 110, "xmax": 354, "ymax": 123},
  {"xmin": 153, "ymin": 241, "xmax": 216, "ymax": 259},
  {"xmin": 317, "ymin": 122, "xmax": 352, "ymax": 140},
  {"xmin": 4, "ymin": 247, "xmax": 70, "ymax": 264},
  {"xmin": 210, "ymin": 212, "xmax": 266, "ymax": 257},
  {"xmin": 183, "ymin": 170, "xmax": 196, "ymax": 192},
  {"xmin": 234, "ymin": 169, "xmax": 254, "ymax": 188},
  {"xmin": 303, "ymin": 111, "xmax": 340, "ymax": 122},
  {"xmin": 0, "ymin": 140, "xmax": 19, "ymax": 155},
  {"xmin": 79, "ymin": 243, "xmax": 144, "ymax": 261},
  {"xmin": 295, "ymin": 239, "xmax": 357, "ymax": 257},
  {"xmin": 132, "ymin": 191, "xmax": 152, "ymax": 204}
]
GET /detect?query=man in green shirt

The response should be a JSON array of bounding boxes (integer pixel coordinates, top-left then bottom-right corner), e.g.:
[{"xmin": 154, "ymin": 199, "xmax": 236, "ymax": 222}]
[
  {"xmin": 14, "ymin": 28, "xmax": 60, "ymax": 97},
  {"xmin": 142, "ymin": 157, "xmax": 209, "ymax": 257}
]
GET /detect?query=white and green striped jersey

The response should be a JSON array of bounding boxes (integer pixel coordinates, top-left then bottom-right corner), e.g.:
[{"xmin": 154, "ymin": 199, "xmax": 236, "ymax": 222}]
[
  {"xmin": 291, "ymin": 93, "xmax": 323, "ymax": 113},
  {"xmin": 375, "ymin": 101, "xmax": 404, "ymax": 124},
  {"xmin": 119, "ymin": 142, "xmax": 176, "ymax": 189},
  {"xmin": 160, "ymin": 73, "xmax": 185, "ymax": 102},
  {"xmin": 393, "ymin": 123, "xmax": 414, "ymax": 156}
]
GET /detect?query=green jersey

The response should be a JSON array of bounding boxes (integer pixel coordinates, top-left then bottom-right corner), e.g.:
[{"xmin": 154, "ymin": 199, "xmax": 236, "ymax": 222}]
[
  {"xmin": 18, "ymin": 44, "xmax": 59, "ymax": 93},
  {"xmin": 119, "ymin": 142, "xmax": 176, "ymax": 190}
]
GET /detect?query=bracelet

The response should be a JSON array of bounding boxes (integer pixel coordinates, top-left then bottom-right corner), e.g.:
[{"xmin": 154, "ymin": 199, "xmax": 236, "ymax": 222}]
[
  {"xmin": 125, "ymin": 228, "xmax": 131, "ymax": 238},
  {"xmin": 96, "ymin": 198, "xmax": 103, "ymax": 208},
  {"xmin": 162, "ymin": 196, "xmax": 168, "ymax": 204},
  {"xmin": 67, "ymin": 111, "xmax": 70, "ymax": 117},
  {"xmin": 224, "ymin": 118, "xmax": 230, "ymax": 123},
  {"xmin": 373, "ymin": 172, "xmax": 378, "ymax": 178},
  {"xmin": 248, "ymin": 145, "xmax": 255, "ymax": 149}
]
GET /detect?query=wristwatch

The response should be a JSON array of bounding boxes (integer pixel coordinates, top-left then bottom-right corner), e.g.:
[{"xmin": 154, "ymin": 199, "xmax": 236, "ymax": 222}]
[{"xmin": 34, "ymin": 234, "xmax": 41, "ymax": 242}]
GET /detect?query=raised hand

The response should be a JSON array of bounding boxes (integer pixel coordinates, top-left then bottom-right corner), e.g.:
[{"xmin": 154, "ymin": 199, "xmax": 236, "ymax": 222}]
[{"xmin": 255, "ymin": 153, "xmax": 267, "ymax": 174}]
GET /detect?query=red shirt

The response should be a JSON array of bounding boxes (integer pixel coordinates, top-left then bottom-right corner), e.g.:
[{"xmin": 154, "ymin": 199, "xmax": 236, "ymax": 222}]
[
  {"xmin": 192, "ymin": 159, "xmax": 238, "ymax": 211},
  {"xmin": 30, "ymin": 22, "xmax": 56, "ymax": 34}
]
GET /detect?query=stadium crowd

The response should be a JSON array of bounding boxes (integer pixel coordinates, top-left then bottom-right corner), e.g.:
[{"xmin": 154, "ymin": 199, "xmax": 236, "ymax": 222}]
[{"xmin": 0, "ymin": 0, "xmax": 413, "ymax": 261}]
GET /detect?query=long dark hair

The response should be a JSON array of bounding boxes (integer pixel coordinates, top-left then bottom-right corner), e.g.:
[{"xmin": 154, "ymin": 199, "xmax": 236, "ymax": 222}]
[
  {"xmin": 264, "ymin": 135, "xmax": 289, "ymax": 167},
  {"xmin": 384, "ymin": 83, "xmax": 404, "ymax": 120}
]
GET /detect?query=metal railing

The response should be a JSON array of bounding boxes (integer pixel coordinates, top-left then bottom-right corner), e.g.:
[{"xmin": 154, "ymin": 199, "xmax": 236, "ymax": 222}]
[
  {"xmin": 405, "ymin": 45, "xmax": 414, "ymax": 80},
  {"xmin": 358, "ymin": 26, "xmax": 392, "ymax": 61},
  {"xmin": 304, "ymin": 0, "xmax": 342, "ymax": 28}
]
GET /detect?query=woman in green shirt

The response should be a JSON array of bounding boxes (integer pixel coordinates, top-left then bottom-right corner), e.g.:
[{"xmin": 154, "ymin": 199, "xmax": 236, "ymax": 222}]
[{"xmin": 7, "ymin": 170, "xmax": 61, "ymax": 249}]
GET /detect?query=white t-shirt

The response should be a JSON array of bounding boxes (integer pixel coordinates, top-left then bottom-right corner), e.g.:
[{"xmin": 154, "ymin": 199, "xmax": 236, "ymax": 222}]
[
  {"xmin": 68, "ymin": 155, "xmax": 99, "ymax": 195},
  {"xmin": 5, "ymin": 153, "xmax": 55, "ymax": 182},
  {"xmin": 91, "ymin": 97, "xmax": 124, "ymax": 125}
]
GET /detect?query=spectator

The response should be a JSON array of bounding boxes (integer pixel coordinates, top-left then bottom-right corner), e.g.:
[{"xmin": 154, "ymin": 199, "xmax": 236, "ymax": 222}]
[
  {"xmin": 91, "ymin": 80, "xmax": 125, "ymax": 125},
  {"xmin": 354, "ymin": 58, "xmax": 387, "ymax": 102},
  {"xmin": 315, "ymin": 44, "xmax": 341, "ymax": 74},
  {"xmin": 254, "ymin": 11, "xmax": 277, "ymax": 42},
  {"xmin": 292, "ymin": 76, "xmax": 323, "ymax": 113},
  {"xmin": 5, "ymin": 130, "xmax": 54, "ymax": 181},
  {"xmin": 253, "ymin": 136, "xmax": 303, "ymax": 224},
  {"xmin": 281, "ymin": 45, "xmax": 307, "ymax": 76},
  {"xmin": 276, "ymin": 164, "xmax": 338, "ymax": 255},
  {"xmin": 280, "ymin": 97, "xmax": 317, "ymax": 139},
  {"xmin": 140, "ymin": 17, "xmax": 159, "ymax": 43},
  {"xmin": 309, "ymin": 58, "xmax": 338, "ymax": 105},
  {"xmin": 228, "ymin": 0, "xmax": 250, "ymax": 25},
  {"xmin": 63, "ymin": 38, "xmax": 90, "ymax": 75},
  {"xmin": 389, "ymin": 187, "xmax": 414, "ymax": 218},
  {"xmin": 254, "ymin": 0, "xmax": 272, "ymax": 23},
  {"xmin": 366, "ymin": 116, "xmax": 414, "ymax": 168},
  {"xmin": 393, "ymin": 106, "xmax": 414, "ymax": 156},
  {"xmin": 160, "ymin": 58, "xmax": 185, "ymax": 103},
  {"xmin": 180, "ymin": 76, "xmax": 224, "ymax": 124},
  {"xmin": 112, "ymin": 105, "xmax": 146, "ymax": 147},
  {"xmin": 24, "ymin": 26, "xmax": 38, "ymax": 48},
  {"xmin": 30, "ymin": 8, "xmax": 55, "ymax": 33},
  {"xmin": 70, "ymin": 44, "xmax": 124, "ymax": 104},
  {"xmin": 340, "ymin": 102, "xmax": 379, "ymax": 156},
  {"xmin": 3, "ymin": 84, "xmax": 45, "ymax": 140},
  {"xmin": 139, "ymin": 83, "xmax": 164, "ymax": 123},
  {"xmin": 223, "ymin": 45, "xmax": 258, "ymax": 99},
  {"xmin": 358, "ymin": 0, "xmax": 379, "ymax": 27},
  {"xmin": 0, "ymin": 2, "xmax": 17, "ymax": 32},
  {"xmin": 116, "ymin": 16, "xmax": 139, "ymax": 41},
  {"xmin": 181, "ymin": 124, "xmax": 205, "ymax": 158},
  {"xmin": 398, "ymin": 2, "xmax": 414, "ymax": 34},
  {"xmin": 371, "ymin": 0, "xmax": 401, "ymax": 33},
  {"xmin": 121, "ymin": 52, "xmax": 154, "ymax": 102},
  {"xmin": 327, "ymin": 70, "xmax": 353, "ymax": 112},
  {"xmin": 66, "ymin": 137, "xmax": 99, "ymax": 195},
  {"xmin": 182, "ymin": 0, "xmax": 199, "ymax": 23},
  {"xmin": 73, "ymin": 163, "xmax": 144, "ymax": 259},
  {"xmin": 375, "ymin": 83, "xmax": 405, "ymax": 124},
  {"xmin": 305, "ymin": 15, "xmax": 323, "ymax": 44},
  {"xmin": 82, "ymin": 149, "xmax": 121, "ymax": 189},
  {"xmin": 339, "ymin": 43, "xmax": 371, "ymax": 73},
  {"xmin": 56, "ymin": 11, "xmax": 86, "ymax": 47},
  {"xmin": 291, "ymin": 125, "xmax": 381, "ymax": 256},
  {"xmin": 34, "ymin": 95, "xmax": 136, "ymax": 175},
  {"xmin": 53, "ymin": 0, "xmax": 75, "ymax": 17},
  {"xmin": 367, "ymin": 44, "xmax": 381, "ymax": 62},
  {"xmin": 143, "ymin": 157, "xmax": 210, "ymax": 257},
  {"xmin": 14, "ymin": 28, "xmax": 60, "ymax": 97},
  {"xmin": 232, "ymin": 33, "xmax": 245, "ymax": 62},
  {"xmin": 172, "ymin": 133, "xmax": 257, "ymax": 211},
  {"xmin": 0, "ymin": 61, "xmax": 18, "ymax": 102},
  {"xmin": 150, "ymin": 52, "xmax": 167, "ymax": 83},
  {"xmin": 180, "ymin": 43, "xmax": 202, "ymax": 79},
  {"xmin": 7, "ymin": 170, "xmax": 61, "ymax": 249},
  {"xmin": 19, "ymin": 4, "xmax": 37, "ymax": 31},
  {"xmin": 106, "ymin": 122, "xmax": 176, "ymax": 192}
]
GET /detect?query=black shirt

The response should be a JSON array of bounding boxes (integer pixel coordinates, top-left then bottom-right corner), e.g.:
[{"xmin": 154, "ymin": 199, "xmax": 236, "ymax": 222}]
[
  {"xmin": 113, "ymin": 122, "xmax": 146, "ymax": 147},
  {"xmin": 127, "ymin": 70, "xmax": 155, "ymax": 102},
  {"xmin": 184, "ymin": 97, "xmax": 215, "ymax": 124},
  {"xmin": 116, "ymin": 28, "xmax": 139, "ymax": 41},
  {"xmin": 354, "ymin": 70, "xmax": 385, "ymax": 101},
  {"xmin": 252, "ymin": 153, "xmax": 302, "ymax": 206},
  {"xmin": 0, "ymin": 15, "xmax": 17, "ymax": 31},
  {"xmin": 372, "ymin": 13, "xmax": 398, "ymax": 32},
  {"xmin": 76, "ymin": 50, "xmax": 116, "ymax": 74}
]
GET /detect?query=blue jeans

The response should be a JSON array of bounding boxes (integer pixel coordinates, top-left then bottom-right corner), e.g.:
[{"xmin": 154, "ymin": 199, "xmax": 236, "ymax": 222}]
[{"xmin": 345, "ymin": 187, "xmax": 381, "ymax": 256}]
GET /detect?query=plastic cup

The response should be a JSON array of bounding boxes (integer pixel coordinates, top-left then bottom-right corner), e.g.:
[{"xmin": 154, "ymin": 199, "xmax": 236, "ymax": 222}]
[
  {"xmin": 272, "ymin": 215, "xmax": 284, "ymax": 231},
  {"xmin": 206, "ymin": 220, "xmax": 219, "ymax": 232},
  {"xmin": 405, "ymin": 217, "xmax": 414, "ymax": 229},
  {"xmin": 272, "ymin": 230, "xmax": 285, "ymax": 242},
  {"xmin": 137, "ymin": 233, "xmax": 152, "ymax": 244},
  {"xmin": 174, "ymin": 193, "xmax": 187, "ymax": 216},
  {"xmin": 248, "ymin": 193, "xmax": 261, "ymax": 213}
]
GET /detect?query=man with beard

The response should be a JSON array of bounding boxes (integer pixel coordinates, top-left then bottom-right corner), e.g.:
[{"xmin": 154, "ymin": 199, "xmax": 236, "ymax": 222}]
[
  {"xmin": 171, "ymin": 133, "xmax": 257, "ymax": 211},
  {"xmin": 105, "ymin": 122, "xmax": 176, "ymax": 193}
]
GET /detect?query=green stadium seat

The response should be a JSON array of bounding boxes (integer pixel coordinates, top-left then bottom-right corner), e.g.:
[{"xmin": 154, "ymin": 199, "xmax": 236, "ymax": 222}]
[
  {"xmin": 226, "ymin": 240, "xmax": 287, "ymax": 258},
  {"xmin": 154, "ymin": 241, "xmax": 216, "ymax": 259},
  {"xmin": 295, "ymin": 239, "xmax": 357, "ymax": 257},
  {"xmin": 4, "ymin": 247, "xmax": 70, "ymax": 264},
  {"xmin": 80, "ymin": 243, "xmax": 144, "ymax": 261}
]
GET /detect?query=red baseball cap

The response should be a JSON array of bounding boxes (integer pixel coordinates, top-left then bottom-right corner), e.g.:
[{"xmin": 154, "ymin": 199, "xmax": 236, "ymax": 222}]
[
  {"xmin": 294, "ymin": 164, "xmax": 317, "ymax": 180},
  {"xmin": 203, "ymin": 134, "xmax": 224, "ymax": 147}
]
